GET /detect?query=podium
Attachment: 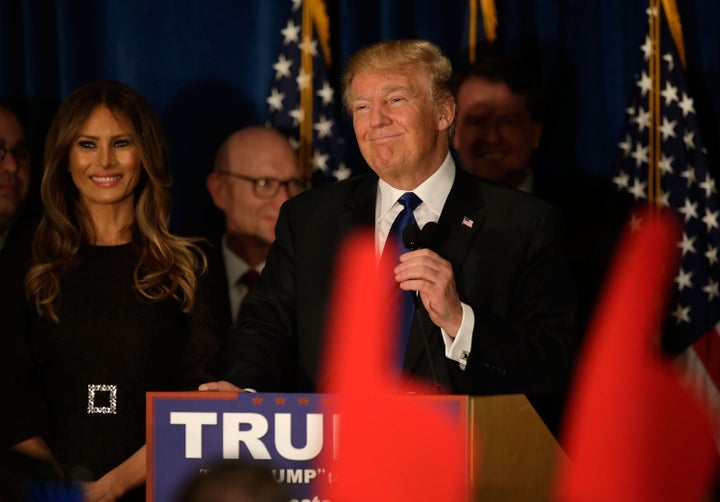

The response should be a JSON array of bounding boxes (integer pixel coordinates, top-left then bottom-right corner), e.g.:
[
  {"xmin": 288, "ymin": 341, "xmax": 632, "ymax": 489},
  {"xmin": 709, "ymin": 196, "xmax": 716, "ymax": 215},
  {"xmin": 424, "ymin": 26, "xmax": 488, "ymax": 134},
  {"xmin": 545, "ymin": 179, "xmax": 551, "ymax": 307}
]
[
  {"xmin": 147, "ymin": 392, "xmax": 565, "ymax": 501},
  {"xmin": 467, "ymin": 394, "xmax": 566, "ymax": 501}
]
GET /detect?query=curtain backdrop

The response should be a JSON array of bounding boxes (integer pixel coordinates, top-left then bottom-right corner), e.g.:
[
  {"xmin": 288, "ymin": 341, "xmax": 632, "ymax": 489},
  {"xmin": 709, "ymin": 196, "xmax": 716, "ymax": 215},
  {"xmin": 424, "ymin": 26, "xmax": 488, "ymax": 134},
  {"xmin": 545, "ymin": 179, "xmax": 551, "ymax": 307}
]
[{"xmin": 2, "ymin": 0, "xmax": 718, "ymax": 239}]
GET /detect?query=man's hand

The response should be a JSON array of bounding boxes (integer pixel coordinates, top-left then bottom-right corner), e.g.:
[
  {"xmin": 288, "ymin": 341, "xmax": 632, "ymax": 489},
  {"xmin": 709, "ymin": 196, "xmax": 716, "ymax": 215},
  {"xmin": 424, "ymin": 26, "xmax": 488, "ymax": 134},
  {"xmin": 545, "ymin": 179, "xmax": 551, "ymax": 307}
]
[
  {"xmin": 198, "ymin": 381, "xmax": 243, "ymax": 392},
  {"xmin": 395, "ymin": 248, "xmax": 463, "ymax": 337}
]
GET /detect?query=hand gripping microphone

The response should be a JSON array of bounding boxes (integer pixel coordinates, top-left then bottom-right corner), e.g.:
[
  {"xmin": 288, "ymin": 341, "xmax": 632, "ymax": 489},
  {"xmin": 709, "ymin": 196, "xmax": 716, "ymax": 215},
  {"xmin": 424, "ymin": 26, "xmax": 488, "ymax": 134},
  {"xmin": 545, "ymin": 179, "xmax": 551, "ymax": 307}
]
[
  {"xmin": 401, "ymin": 221, "xmax": 442, "ymax": 391},
  {"xmin": 402, "ymin": 221, "xmax": 439, "ymax": 309}
]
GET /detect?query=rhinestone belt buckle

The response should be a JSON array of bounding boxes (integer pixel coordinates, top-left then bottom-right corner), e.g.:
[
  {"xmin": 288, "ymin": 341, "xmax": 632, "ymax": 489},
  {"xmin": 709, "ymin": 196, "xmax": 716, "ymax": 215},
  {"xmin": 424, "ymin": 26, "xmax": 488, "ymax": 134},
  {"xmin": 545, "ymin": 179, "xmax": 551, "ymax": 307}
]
[{"xmin": 87, "ymin": 384, "xmax": 117, "ymax": 414}]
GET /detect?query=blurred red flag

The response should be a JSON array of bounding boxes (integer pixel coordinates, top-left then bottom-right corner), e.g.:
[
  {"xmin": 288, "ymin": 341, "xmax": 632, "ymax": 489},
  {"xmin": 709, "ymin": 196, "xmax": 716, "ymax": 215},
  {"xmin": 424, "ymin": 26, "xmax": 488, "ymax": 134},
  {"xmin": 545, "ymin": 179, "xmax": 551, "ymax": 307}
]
[
  {"xmin": 556, "ymin": 209, "xmax": 717, "ymax": 502},
  {"xmin": 317, "ymin": 230, "xmax": 467, "ymax": 501}
]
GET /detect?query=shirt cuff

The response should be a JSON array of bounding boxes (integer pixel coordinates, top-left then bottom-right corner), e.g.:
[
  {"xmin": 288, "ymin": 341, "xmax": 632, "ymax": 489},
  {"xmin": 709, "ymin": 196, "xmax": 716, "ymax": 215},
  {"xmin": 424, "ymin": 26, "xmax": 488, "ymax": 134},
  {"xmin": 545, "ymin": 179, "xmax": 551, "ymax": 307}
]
[{"xmin": 441, "ymin": 303, "xmax": 474, "ymax": 370}]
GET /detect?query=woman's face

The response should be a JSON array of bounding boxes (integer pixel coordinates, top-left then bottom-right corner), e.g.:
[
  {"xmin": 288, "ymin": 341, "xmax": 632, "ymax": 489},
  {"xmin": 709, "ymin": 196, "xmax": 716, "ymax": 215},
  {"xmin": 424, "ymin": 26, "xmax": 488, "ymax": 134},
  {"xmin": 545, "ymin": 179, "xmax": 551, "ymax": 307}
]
[{"xmin": 69, "ymin": 104, "xmax": 142, "ymax": 215}]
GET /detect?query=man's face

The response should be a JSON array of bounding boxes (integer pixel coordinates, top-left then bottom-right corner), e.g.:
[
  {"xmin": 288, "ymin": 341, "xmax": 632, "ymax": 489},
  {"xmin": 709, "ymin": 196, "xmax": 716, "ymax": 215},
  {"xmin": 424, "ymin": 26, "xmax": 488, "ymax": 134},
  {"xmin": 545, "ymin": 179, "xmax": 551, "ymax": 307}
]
[
  {"xmin": 209, "ymin": 131, "xmax": 299, "ymax": 248},
  {"xmin": 0, "ymin": 108, "xmax": 30, "ymax": 231},
  {"xmin": 349, "ymin": 68, "xmax": 453, "ymax": 189},
  {"xmin": 453, "ymin": 77, "xmax": 542, "ymax": 187}
]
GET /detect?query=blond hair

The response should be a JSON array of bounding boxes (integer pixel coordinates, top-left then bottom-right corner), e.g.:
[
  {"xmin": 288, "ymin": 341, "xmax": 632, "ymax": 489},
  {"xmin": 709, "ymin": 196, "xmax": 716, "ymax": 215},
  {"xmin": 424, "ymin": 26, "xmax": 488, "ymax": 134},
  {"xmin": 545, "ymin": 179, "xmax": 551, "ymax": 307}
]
[{"xmin": 342, "ymin": 39, "xmax": 453, "ymax": 114}]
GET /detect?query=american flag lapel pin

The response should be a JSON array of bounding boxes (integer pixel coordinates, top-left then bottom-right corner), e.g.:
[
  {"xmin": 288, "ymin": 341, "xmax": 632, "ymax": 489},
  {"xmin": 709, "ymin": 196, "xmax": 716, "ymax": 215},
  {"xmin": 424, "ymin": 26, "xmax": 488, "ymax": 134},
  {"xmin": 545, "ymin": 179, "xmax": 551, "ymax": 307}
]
[{"xmin": 462, "ymin": 216, "xmax": 474, "ymax": 229}]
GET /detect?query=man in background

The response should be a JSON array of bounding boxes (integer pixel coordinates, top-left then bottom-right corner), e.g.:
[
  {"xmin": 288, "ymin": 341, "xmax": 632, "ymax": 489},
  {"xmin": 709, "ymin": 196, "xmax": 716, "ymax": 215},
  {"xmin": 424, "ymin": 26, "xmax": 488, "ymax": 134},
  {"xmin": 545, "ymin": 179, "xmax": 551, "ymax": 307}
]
[
  {"xmin": 0, "ymin": 103, "xmax": 32, "ymax": 254},
  {"xmin": 452, "ymin": 56, "xmax": 630, "ymax": 352},
  {"xmin": 451, "ymin": 56, "xmax": 543, "ymax": 192},
  {"xmin": 0, "ymin": 103, "xmax": 34, "ymax": 335},
  {"xmin": 206, "ymin": 126, "xmax": 303, "ymax": 321}
]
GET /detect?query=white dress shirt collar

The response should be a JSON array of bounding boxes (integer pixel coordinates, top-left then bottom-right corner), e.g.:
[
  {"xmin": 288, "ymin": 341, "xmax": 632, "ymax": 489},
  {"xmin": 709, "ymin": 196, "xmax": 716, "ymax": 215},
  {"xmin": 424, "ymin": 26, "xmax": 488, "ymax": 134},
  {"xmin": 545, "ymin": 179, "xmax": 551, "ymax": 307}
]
[
  {"xmin": 221, "ymin": 235, "xmax": 265, "ymax": 319},
  {"xmin": 222, "ymin": 235, "xmax": 250, "ymax": 289},
  {"xmin": 375, "ymin": 153, "xmax": 456, "ymax": 255},
  {"xmin": 516, "ymin": 169, "xmax": 534, "ymax": 193}
]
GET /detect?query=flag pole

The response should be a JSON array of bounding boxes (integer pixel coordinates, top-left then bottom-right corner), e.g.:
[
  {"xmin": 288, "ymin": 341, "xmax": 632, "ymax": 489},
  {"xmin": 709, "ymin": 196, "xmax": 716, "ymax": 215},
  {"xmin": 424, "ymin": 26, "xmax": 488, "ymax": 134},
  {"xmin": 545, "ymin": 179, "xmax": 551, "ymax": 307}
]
[
  {"xmin": 661, "ymin": 0, "xmax": 686, "ymax": 69},
  {"xmin": 468, "ymin": 0, "xmax": 477, "ymax": 62},
  {"xmin": 649, "ymin": 0, "xmax": 661, "ymax": 209},
  {"xmin": 299, "ymin": 0, "xmax": 314, "ymax": 181},
  {"xmin": 468, "ymin": 0, "xmax": 497, "ymax": 63}
]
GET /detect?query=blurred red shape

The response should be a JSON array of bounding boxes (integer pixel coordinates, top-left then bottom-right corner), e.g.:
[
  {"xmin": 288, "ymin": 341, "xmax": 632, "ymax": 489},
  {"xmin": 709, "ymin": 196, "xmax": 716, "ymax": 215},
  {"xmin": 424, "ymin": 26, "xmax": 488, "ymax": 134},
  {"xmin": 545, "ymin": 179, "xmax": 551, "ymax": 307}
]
[
  {"xmin": 318, "ymin": 230, "xmax": 467, "ymax": 501},
  {"xmin": 556, "ymin": 209, "xmax": 717, "ymax": 502}
]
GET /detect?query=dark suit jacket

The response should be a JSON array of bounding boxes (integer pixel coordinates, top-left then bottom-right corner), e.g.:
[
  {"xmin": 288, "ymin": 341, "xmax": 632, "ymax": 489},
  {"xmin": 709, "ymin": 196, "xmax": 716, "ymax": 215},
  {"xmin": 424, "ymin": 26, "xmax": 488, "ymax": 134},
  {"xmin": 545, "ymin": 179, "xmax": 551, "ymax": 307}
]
[
  {"xmin": 0, "ymin": 216, "xmax": 36, "ymax": 339},
  {"xmin": 222, "ymin": 167, "xmax": 577, "ymax": 400}
]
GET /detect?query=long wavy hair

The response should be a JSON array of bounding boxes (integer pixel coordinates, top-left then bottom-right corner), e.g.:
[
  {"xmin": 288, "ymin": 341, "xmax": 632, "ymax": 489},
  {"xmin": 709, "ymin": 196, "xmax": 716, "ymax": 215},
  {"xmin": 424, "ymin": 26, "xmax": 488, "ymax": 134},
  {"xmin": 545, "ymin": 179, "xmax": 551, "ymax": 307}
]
[{"xmin": 25, "ymin": 80, "xmax": 207, "ymax": 322}]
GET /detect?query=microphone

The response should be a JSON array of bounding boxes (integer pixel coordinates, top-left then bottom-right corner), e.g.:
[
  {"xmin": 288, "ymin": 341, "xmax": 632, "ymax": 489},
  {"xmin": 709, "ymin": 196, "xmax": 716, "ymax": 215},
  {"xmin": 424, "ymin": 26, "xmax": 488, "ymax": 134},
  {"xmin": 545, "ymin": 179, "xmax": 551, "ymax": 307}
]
[
  {"xmin": 402, "ymin": 222, "xmax": 439, "ymax": 309},
  {"xmin": 419, "ymin": 221, "xmax": 439, "ymax": 249},
  {"xmin": 401, "ymin": 221, "xmax": 443, "ymax": 392},
  {"xmin": 401, "ymin": 223, "xmax": 421, "ymax": 251},
  {"xmin": 402, "ymin": 221, "xmax": 438, "ymax": 251}
]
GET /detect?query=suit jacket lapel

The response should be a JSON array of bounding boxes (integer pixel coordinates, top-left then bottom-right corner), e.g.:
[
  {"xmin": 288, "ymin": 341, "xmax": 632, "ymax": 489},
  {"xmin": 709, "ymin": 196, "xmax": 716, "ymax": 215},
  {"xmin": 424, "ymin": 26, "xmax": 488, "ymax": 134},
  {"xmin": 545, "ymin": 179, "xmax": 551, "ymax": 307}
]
[
  {"xmin": 338, "ymin": 174, "xmax": 377, "ymax": 233},
  {"xmin": 435, "ymin": 169, "xmax": 486, "ymax": 275}
]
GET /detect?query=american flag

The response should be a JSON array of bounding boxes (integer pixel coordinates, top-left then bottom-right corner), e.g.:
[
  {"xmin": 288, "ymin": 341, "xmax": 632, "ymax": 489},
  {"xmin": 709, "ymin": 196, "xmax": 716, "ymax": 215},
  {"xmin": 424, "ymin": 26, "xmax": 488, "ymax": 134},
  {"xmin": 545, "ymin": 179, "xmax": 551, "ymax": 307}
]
[
  {"xmin": 611, "ymin": 6, "xmax": 720, "ymax": 358},
  {"xmin": 266, "ymin": 0, "xmax": 350, "ymax": 184}
]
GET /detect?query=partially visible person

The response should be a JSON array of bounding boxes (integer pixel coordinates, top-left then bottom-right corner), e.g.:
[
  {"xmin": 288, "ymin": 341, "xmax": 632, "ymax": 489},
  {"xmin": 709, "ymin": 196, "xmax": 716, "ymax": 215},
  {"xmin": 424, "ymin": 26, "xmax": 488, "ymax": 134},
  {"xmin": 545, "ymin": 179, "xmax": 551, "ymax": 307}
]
[
  {"xmin": 451, "ymin": 56, "xmax": 543, "ymax": 191},
  {"xmin": 206, "ymin": 126, "xmax": 303, "ymax": 321},
  {"xmin": 176, "ymin": 461, "xmax": 289, "ymax": 502},
  {"xmin": 0, "ymin": 103, "xmax": 32, "ymax": 250},
  {"xmin": 0, "ymin": 103, "xmax": 37, "ymax": 398},
  {"xmin": 202, "ymin": 40, "xmax": 577, "ymax": 435},
  {"xmin": 452, "ymin": 55, "xmax": 632, "ymax": 364},
  {"xmin": 5, "ymin": 80, "xmax": 229, "ymax": 501}
]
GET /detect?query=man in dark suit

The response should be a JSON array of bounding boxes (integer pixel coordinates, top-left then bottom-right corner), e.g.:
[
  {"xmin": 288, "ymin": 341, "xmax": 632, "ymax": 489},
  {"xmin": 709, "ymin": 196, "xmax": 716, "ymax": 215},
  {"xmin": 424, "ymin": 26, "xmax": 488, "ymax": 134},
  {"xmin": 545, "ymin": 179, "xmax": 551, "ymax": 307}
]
[
  {"xmin": 0, "ymin": 103, "xmax": 35, "ymax": 335},
  {"xmin": 451, "ymin": 56, "xmax": 630, "ymax": 339},
  {"xmin": 201, "ymin": 40, "xmax": 576, "ymax": 422}
]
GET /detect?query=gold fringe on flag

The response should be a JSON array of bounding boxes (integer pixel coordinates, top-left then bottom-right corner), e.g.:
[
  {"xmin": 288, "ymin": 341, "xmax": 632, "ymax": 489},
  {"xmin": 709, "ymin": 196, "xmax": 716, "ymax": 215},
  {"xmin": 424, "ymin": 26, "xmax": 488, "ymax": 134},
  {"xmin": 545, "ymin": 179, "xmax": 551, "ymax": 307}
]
[
  {"xmin": 299, "ymin": 0, "xmax": 332, "ymax": 180},
  {"xmin": 480, "ymin": 0, "xmax": 498, "ymax": 44},
  {"xmin": 309, "ymin": 0, "xmax": 331, "ymax": 66},
  {"xmin": 468, "ymin": 0, "xmax": 497, "ymax": 62},
  {"xmin": 661, "ymin": 0, "xmax": 686, "ymax": 69}
]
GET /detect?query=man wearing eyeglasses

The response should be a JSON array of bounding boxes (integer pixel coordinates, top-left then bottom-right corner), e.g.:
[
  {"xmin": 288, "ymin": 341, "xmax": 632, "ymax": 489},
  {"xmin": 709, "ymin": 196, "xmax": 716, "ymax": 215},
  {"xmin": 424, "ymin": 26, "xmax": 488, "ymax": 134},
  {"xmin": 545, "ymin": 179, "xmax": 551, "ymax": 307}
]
[
  {"xmin": 206, "ymin": 126, "xmax": 303, "ymax": 321},
  {"xmin": 0, "ymin": 104, "xmax": 31, "ymax": 252},
  {"xmin": 1, "ymin": 103, "xmax": 35, "ymax": 371}
]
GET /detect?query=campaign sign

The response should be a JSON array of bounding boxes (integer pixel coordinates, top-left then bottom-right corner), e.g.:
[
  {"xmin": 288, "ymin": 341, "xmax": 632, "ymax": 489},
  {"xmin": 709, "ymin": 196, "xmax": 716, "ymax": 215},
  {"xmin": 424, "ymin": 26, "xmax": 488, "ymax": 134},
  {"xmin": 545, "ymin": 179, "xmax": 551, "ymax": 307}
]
[
  {"xmin": 147, "ymin": 392, "xmax": 467, "ymax": 501},
  {"xmin": 147, "ymin": 392, "xmax": 337, "ymax": 501}
]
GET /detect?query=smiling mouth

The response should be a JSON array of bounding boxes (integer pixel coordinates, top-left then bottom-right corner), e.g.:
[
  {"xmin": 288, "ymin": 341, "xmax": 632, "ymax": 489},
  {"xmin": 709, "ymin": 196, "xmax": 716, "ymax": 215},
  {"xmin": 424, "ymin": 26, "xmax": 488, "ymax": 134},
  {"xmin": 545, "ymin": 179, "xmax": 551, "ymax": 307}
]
[
  {"xmin": 91, "ymin": 175, "xmax": 122, "ymax": 183},
  {"xmin": 370, "ymin": 132, "xmax": 402, "ymax": 142},
  {"xmin": 478, "ymin": 152, "xmax": 505, "ymax": 160}
]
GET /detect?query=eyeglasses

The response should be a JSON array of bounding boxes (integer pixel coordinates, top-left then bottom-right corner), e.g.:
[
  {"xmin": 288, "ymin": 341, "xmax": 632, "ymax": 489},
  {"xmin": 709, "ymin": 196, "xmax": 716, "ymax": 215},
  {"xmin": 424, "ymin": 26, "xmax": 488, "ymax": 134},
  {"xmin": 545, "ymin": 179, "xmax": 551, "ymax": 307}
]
[
  {"xmin": 217, "ymin": 171, "xmax": 309, "ymax": 198},
  {"xmin": 0, "ymin": 144, "xmax": 30, "ymax": 165}
]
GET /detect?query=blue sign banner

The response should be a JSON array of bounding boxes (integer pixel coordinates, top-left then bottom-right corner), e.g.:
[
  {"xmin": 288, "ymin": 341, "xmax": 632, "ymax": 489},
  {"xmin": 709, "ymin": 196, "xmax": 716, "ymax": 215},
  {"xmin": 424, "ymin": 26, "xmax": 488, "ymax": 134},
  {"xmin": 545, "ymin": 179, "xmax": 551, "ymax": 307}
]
[{"xmin": 147, "ymin": 392, "xmax": 467, "ymax": 501}]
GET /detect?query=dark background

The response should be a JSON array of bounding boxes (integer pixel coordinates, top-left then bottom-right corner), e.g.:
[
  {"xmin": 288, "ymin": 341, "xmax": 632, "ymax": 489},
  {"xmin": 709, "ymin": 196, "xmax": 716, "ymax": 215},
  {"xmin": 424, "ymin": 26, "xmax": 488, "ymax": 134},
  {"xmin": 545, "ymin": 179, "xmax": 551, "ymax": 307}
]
[{"xmin": 1, "ymin": 0, "xmax": 718, "ymax": 240}]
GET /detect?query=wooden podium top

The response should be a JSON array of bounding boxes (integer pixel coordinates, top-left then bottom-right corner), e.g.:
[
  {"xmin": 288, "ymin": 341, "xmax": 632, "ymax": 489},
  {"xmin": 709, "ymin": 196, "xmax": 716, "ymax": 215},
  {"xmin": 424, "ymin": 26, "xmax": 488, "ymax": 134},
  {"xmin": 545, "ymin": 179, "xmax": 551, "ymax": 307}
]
[{"xmin": 469, "ymin": 394, "xmax": 566, "ymax": 501}]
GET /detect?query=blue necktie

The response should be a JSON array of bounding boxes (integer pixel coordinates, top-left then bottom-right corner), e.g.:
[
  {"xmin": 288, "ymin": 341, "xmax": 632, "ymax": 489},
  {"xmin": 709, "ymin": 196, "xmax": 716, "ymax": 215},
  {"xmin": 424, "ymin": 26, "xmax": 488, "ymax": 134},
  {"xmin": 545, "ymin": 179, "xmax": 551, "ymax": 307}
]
[{"xmin": 382, "ymin": 192, "xmax": 423, "ymax": 367}]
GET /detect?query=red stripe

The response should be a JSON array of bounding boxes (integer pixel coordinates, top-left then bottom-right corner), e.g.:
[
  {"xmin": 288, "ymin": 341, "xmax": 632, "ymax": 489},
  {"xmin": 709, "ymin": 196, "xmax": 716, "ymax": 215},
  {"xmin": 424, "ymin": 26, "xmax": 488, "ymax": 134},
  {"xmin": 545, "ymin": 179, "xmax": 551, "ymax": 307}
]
[{"xmin": 693, "ymin": 325, "xmax": 720, "ymax": 391}]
